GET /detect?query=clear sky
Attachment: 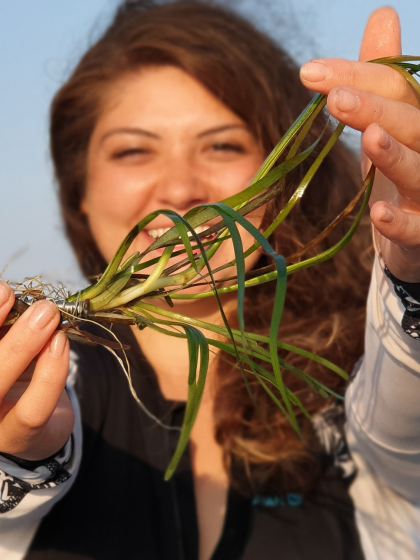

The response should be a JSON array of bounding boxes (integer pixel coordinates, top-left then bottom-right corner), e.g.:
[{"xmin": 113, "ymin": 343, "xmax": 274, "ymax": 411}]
[{"xmin": 0, "ymin": 0, "xmax": 419, "ymax": 290}]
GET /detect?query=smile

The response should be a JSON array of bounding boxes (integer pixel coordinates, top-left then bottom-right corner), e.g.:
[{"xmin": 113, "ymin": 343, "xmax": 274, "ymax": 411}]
[{"xmin": 146, "ymin": 224, "xmax": 212, "ymax": 240}]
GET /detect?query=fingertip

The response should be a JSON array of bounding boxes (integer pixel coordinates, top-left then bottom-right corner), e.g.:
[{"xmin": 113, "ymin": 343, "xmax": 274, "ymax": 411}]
[
  {"xmin": 27, "ymin": 300, "xmax": 61, "ymax": 331},
  {"xmin": 327, "ymin": 86, "xmax": 361, "ymax": 115},
  {"xmin": 360, "ymin": 7, "xmax": 401, "ymax": 62},
  {"xmin": 380, "ymin": 203, "xmax": 394, "ymax": 224},
  {"xmin": 371, "ymin": 201, "xmax": 420, "ymax": 253},
  {"xmin": 371, "ymin": 200, "xmax": 395, "ymax": 225},
  {"xmin": 0, "ymin": 281, "xmax": 14, "ymax": 308},
  {"xmin": 49, "ymin": 331, "xmax": 69, "ymax": 359},
  {"xmin": 362, "ymin": 124, "xmax": 394, "ymax": 160},
  {"xmin": 362, "ymin": 122, "xmax": 382, "ymax": 142},
  {"xmin": 300, "ymin": 60, "xmax": 329, "ymax": 86}
]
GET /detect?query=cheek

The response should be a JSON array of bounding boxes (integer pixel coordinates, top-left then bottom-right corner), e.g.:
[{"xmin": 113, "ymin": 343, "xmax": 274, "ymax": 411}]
[
  {"xmin": 204, "ymin": 156, "xmax": 265, "ymax": 199},
  {"xmin": 85, "ymin": 164, "xmax": 132, "ymax": 220},
  {"xmin": 84, "ymin": 160, "xmax": 154, "ymax": 235},
  {"xmin": 82, "ymin": 176, "xmax": 132, "ymax": 262},
  {"xmin": 215, "ymin": 207, "xmax": 265, "ymax": 278}
]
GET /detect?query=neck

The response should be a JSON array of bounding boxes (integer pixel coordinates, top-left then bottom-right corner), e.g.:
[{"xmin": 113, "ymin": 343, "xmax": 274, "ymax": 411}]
[
  {"xmin": 132, "ymin": 294, "xmax": 236, "ymax": 401},
  {"xmin": 133, "ymin": 295, "xmax": 232, "ymax": 560}
]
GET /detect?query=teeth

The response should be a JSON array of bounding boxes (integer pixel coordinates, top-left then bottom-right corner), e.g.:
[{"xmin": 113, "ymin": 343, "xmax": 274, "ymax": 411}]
[
  {"xmin": 187, "ymin": 225, "xmax": 210, "ymax": 238},
  {"xmin": 147, "ymin": 225, "xmax": 210, "ymax": 239}
]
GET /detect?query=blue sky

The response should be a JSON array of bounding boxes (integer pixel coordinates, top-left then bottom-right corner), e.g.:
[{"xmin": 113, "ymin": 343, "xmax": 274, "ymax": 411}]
[{"xmin": 0, "ymin": 0, "xmax": 419, "ymax": 290}]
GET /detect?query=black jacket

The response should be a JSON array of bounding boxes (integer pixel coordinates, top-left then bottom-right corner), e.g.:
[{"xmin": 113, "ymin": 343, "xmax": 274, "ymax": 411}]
[{"xmin": 26, "ymin": 325, "xmax": 364, "ymax": 560}]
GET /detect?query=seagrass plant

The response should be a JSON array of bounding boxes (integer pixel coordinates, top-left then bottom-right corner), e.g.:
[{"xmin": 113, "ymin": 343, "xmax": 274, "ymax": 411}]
[{"xmin": 4, "ymin": 56, "xmax": 420, "ymax": 479}]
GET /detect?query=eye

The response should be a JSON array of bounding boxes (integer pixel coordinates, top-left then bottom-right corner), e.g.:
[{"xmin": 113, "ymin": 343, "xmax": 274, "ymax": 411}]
[
  {"xmin": 211, "ymin": 142, "xmax": 244, "ymax": 153},
  {"xmin": 112, "ymin": 148, "xmax": 149, "ymax": 159}
]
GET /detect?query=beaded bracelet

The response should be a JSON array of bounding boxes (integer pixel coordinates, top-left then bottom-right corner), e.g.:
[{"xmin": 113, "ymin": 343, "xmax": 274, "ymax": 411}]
[{"xmin": 384, "ymin": 266, "xmax": 420, "ymax": 340}]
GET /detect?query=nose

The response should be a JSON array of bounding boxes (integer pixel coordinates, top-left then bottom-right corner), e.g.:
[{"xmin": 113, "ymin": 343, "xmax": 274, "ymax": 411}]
[{"xmin": 154, "ymin": 156, "xmax": 210, "ymax": 212}]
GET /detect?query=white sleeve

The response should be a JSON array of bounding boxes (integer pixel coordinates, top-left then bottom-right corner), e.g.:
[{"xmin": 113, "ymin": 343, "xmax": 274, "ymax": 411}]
[
  {"xmin": 0, "ymin": 351, "xmax": 82, "ymax": 560},
  {"xmin": 346, "ymin": 254, "xmax": 420, "ymax": 560}
]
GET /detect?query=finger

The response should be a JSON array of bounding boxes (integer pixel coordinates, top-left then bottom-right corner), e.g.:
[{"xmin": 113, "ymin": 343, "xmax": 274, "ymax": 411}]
[
  {"xmin": 0, "ymin": 282, "xmax": 15, "ymax": 325},
  {"xmin": 0, "ymin": 300, "xmax": 61, "ymax": 397},
  {"xmin": 362, "ymin": 123, "xmax": 420, "ymax": 208},
  {"xmin": 0, "ymin": 331, "xmax": 73, "ymax": 459},
  {"xmin": 359, "ymin": 6, "xmax": 401, "ymax": 62},
  {"xmin": 11, "ymin": 331, "xmax": 69, "ymax": 430},
  {"xmin": 1, "ymin": 387, "xmax": 74, "ymax": 460},
  {"xmin": 300, "ymin": 9, "xmax": 418, "ymax": 109},
  {"xmin": 372, "ymin": 201, "xmax": 420, "ymax": 250},
  {"xmin": 326, "ymin": 87, "xmax": 420, "ymax": 153},
  {"xmin": 371, "ymin": 201, "xmax": 420, "ymax": 282},
  {"xmin": 300, "ymin": 59, "xmax": 419, "ymax": 109},
  {"xmin": 358, "ymin": 6, "xmax": 403, "ymax": 185}
]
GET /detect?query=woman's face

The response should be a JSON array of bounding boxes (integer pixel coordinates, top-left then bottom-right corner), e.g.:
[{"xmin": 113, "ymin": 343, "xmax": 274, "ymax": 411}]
[{"xmin": 83, "ymin": 66, "xmax": 265, "ymax": 292}]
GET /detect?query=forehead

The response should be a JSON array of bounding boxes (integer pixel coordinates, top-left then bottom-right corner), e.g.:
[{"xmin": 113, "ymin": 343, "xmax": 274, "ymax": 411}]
[{"xmin": 94, "ymin": 65, "xmax": 245, "ymax": 133}]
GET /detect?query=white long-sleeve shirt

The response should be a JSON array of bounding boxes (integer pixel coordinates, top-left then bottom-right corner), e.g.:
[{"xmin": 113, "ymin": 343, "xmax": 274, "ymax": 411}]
[
  {"xmin": 1, "ymin": 254, "xmax": 420, "ymax": 559},
  {"xmin": 346, "ymin": 254, "xmax": 420, "ymax": 559}
]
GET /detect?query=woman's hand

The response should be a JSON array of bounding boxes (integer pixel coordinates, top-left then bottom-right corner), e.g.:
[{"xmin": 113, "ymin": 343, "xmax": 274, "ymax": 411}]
[
  {"xmin": 300, "ymin": 7, "xmax": 420, "ymax": 282},
  {"xmin": 0, "ymin": 282, "xmax": 74, "ymax": 461}
]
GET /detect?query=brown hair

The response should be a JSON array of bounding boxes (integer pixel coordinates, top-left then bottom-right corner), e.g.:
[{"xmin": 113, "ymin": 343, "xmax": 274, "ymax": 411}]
[{"xmin": 51, "ymin": 0, "xmax": 373, "ymax": 496}]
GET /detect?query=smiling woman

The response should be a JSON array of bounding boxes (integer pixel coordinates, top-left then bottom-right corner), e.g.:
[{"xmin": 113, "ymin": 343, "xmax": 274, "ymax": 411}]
[
  {"xmin": 49, "ymin": 1, "xmax": 371, "ymax": 512},
  {"xmin": 1, "ymin": 1, "xmax": 420, "ymax": 560},
  {"xmin": 82, "ymin": 66, "xmax": 265, "ymax": 277}
]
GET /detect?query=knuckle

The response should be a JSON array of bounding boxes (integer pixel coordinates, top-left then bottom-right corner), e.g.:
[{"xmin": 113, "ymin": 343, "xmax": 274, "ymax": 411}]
[
  {"xmin": 4, "ymin": 316, "xmax": 55, "ymax": 360},
  {"xmin": 15, "ymin": 407, "xmax": 46, "ymax": 430},
  {"xmin": 410, "ymin": 155, "xmax": 420, "ymax": 187},
  {"xmin": 395, "ymin": 213, "xmax": 420, "ymax": 249},
  {"xmin": 391, "ymin": 148, "xmax": 420, "ymax": 195},
  {"xmin": 348, "ymin": 63, "xmax": 357, "ymax": 86},
  {"xmin": 408, "ymin": 110, "xmax": 420, "ymax": 152},
  {"xmin": 392, "ymin": 143, "xmax": 405, "ymax": 169},
  {"xmin": 372, "ymin": 97, "xmax": 385, "ymax": 125},
  {"xmin": 6, "ymin": 332, "xmax": 28, "ymax": 357},
  {"xmin": 389, "ymin": 72, "xmax": 409, "ymax": 102},
  {"xmin": 36, "ymin": 369, "xmax": 63, "ymax": 392},
  {"xmin": 405, "ymin": 223, "xmax": 420, "ymax": 249}
]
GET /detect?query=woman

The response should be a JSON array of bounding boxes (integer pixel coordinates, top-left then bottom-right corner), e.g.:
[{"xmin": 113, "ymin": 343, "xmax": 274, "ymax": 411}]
[{"xmin": 0, "ymin": 1, "xmax": 419, "ymax": 559}]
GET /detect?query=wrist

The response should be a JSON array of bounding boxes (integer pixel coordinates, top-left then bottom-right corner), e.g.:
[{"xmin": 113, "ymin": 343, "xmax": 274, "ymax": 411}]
[
  {"xmin": 374, "ymin": 230, "xmax": 420, "ymax": 283},
  {"xmin": 0, "ymin": 444, "xmax": 67, "ymax": 469}
]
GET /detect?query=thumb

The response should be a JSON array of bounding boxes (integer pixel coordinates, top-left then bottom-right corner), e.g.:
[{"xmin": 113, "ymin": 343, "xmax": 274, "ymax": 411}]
[
  {"xmin": 371, "ymin": 201, "xmax": 420, "ymax": 252},
  {"xmin": 359, "ymin": 7, "xmax": 401, "ymax": 62},
  {"xmin": 370, "ymin": 200, "xmax": 420, "ymax": 282}
]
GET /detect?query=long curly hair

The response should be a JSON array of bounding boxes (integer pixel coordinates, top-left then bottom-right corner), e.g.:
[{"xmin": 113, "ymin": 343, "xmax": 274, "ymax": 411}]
[{"xmin": 50, "ymin": 0, "xmax": 373, "ymax": 496}]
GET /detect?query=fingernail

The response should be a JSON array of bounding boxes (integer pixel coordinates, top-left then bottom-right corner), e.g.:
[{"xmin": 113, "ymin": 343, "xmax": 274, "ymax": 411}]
[
  {"xmin": 28, "ymin": 301, "xmax": 56, "ymax": 329},
  {"xmin": 49, "ymin": 331, "xmax": 67, "ymax": 357},
  {"xmin": 0, "ymin": 282, "xmax": 10, "ymax": 305},
  {"xmin": 335, "ymin": 89, "xmax": 360, "ymax": 112},
  {"xmin": 378, "ymin": 128, "xmax": 392, "ymax": 150},
  {"xmin": 300, "ymin": 61, "xmax": 329, "ymax": 82},
  {"xmin": 381, "ymin": 206, "xmax": 394, "ymax": 223}
]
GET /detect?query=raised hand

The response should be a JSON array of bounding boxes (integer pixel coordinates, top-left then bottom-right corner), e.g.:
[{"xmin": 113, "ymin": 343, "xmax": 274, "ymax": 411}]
[
  {"xmin": 300, "ymin": 7, "xmax": 420, "ymax": 282},
  {"xmin": 0, "ymin": 282, "xmax": 74, "ymax": 461}
]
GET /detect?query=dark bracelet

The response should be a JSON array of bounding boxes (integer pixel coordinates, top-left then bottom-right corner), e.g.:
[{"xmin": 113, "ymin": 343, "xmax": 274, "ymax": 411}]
[
  {"xmin": 1, "ymin": 447, "xmax": 66, "ymax": 471},
  {"xmin": 384, "ymin": 266, "xmax": 420, "ymax": 340}
]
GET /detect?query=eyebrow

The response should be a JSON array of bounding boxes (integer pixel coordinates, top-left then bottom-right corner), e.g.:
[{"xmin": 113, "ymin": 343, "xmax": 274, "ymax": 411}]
[
  {"xmin": 100, "ymin": 128, "xmax": 160, "ymax": 144},
  {"xmin": 197, "ymin": 124, "xmax": 249, "ymax": 138},
  {"xmin": 100, "ymin": 123, "xmax": 249, "ymax": 144}
]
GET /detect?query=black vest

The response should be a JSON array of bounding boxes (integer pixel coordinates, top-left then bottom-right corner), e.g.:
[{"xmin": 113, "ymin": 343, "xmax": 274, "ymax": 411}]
[{"xmin": 26, "ymin": 325, "xmax": 365, "ymax": 560}]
